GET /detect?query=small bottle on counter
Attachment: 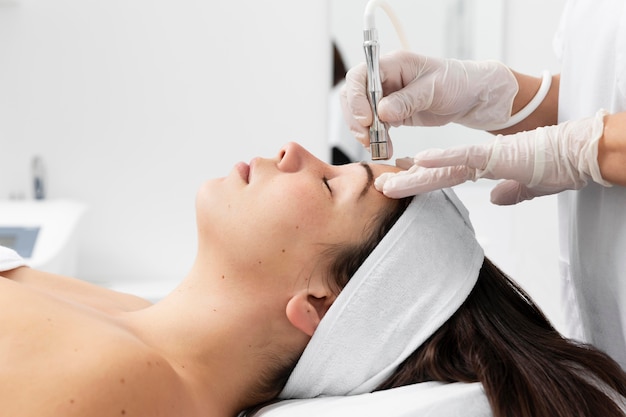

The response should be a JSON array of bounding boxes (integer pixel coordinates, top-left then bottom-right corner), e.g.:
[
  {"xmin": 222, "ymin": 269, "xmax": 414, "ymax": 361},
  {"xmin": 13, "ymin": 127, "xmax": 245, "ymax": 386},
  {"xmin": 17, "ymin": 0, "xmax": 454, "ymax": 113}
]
[{"xmin": 32, "ymin": 156, "xmax": 46, "ymax": 200}]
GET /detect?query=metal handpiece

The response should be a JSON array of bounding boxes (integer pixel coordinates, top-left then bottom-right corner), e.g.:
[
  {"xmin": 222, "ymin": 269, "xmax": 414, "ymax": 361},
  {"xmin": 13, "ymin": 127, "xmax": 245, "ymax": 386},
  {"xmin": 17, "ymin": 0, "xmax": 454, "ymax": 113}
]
[{"xmin": 363, "ymin": 28, "xmax": 390, "ymax": 160}]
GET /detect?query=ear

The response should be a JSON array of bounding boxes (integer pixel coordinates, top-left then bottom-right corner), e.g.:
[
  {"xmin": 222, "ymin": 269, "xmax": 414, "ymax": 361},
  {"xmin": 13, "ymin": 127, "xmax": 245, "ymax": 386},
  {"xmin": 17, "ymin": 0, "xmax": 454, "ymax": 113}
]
[{"xmin": 285, "ymin": 291, "xmax": 334, "ymax": 337}]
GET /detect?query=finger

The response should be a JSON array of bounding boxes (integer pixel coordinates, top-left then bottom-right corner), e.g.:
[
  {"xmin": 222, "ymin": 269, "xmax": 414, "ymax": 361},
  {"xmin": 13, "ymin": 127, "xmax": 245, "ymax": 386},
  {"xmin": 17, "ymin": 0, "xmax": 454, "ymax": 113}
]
[
  {"xmin": 377, "ymin": 165, "xmax": 477, "ymax": 199},
  {"xmin": 375, "ymin": 166, "xmax": 423, "ymax": 195},
  {"xmin": 415, "ymin": 144, "xmax": 491, "ymax": 171},
  {"xmin": 395, "ymin": 157, "xmax": 415, "ymax": 170},
  {"xmin": 491, "ymin": 180, "xmax": 565, "ymax": 206},
  {"xmin": 377, "ymin": 83, "xmax": 438, "ymax": 125},
  {"xmin": 378, "ymin": 50, "xmax": 420, "ymax": 91},
  {"xmin": 339, "ymin": 84, "xmax": 369, "ymax": 146},
  {"xmin": 490, "ymin": 180, "xmax": 539, "ymax": 205},
  {"xmin": 344, "ymin": 64, "xmax": 372, "ymax": 127},
  {"xmin": 374, "ymin": 171, "xmax": 395, "ymax": 192}
]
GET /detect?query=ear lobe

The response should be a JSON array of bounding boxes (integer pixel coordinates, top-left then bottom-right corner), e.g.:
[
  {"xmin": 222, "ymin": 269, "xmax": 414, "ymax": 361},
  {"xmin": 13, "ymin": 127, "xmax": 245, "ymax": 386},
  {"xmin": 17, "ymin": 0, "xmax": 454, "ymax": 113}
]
[{"xmin": 286, "ymin": 292, "xmax": 330, "ymax": 337}]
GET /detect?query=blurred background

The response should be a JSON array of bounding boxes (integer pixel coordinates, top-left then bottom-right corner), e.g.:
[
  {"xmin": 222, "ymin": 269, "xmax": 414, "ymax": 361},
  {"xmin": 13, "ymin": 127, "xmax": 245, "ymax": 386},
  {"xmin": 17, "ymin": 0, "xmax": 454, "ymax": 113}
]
[{"xmin": 0, "ymin": 0, "xmax": 566, "ymax": 328}]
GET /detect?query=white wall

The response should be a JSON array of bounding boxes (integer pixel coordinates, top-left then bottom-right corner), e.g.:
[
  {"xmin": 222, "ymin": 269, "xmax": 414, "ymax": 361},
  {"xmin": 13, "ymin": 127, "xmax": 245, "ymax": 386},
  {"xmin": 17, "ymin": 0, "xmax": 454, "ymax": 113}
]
[
  {"xmin": 497, "ymin": 0, "xmax": 567, "ymax": 331},
  {"xmin": 0, "ymin": 0, "xmax": 570, "ymax": 330},
  {"xmin": 331, "ymin": 0, "xmax": 567, "ymax": 330},
  {"xmin": 0, "ymin": 0, "xmax": 330, "ymax": 286},
  {"xmin": 503, "ymin": 0, "xmax": 565, "ymax": 74}
]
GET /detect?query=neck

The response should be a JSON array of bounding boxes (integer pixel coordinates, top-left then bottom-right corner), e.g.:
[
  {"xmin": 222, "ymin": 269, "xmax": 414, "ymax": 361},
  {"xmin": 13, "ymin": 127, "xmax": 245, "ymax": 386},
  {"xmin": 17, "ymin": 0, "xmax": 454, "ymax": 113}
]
[{"xmin": 122, "ymin": 263, "xmax": 306, "ymax": 415}]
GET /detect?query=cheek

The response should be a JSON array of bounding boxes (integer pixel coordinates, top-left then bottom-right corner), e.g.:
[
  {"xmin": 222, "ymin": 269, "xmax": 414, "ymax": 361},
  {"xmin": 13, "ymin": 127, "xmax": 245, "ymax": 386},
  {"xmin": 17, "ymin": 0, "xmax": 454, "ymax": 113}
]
[
  {"xmin": 196, "ymin": 179, "xmax": 326, "ymax": 254},
  {"xmin": 258, "ymin": 178, "xmax": 381, "ymax": 247},
  {"xmin": 254, "ymin": 190, "xmax": 328, "ymax": 242},
  {"xmin": 220, "ymin": 205, "xmax": 325, "ymax": 277},
  {"xmin": 194, "ymin": 176, "xmax": 366, "ymax": 274},
  {"xmin": 244, "ymin": 193, "xmax": 347, "ymax": 272}
]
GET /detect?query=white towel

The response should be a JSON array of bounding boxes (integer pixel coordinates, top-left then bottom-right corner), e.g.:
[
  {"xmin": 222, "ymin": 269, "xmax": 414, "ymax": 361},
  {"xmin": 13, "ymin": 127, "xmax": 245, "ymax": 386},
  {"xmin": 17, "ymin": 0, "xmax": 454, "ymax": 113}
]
[
  {"xmin": 0, "ymin": 245, "xmax": 27, "ymax": 272},
  {"xmin": 264, "ymin": 382, "xmax": 491, "ymax": 417},
  {"xmin": 280, "ymin": 189, "xmax": 483, "ymax": 398}
]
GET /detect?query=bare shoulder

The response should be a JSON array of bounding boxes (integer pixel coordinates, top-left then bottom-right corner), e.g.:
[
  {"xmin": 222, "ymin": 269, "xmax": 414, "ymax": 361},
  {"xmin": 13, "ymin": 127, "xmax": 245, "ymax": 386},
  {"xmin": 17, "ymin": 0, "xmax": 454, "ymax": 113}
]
[
  {"xmin": 1, "ymin": 266, "xmax": 152, "ymax": 312},
  {"xmin": 3, "ymin": 336, "xmax": 198, "ymax": 417},
  {"xmin": 0, "ymin": 281, "xmax": 199, "ymax": 417},
  {"xmin": 60, "ymin": 344, "xmax": 196, "ymax": 417}
]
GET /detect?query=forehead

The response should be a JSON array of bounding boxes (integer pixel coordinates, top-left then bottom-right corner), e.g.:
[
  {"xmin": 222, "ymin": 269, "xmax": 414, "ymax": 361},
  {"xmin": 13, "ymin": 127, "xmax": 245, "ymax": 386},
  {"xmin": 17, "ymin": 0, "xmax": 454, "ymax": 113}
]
[
  {"xmin": 369, "ymin": 162, "xmax": 402, "ymax": 177},
  {"xmin": 352, "ymin": 161, "xmax": 402, "ymax": 207}
]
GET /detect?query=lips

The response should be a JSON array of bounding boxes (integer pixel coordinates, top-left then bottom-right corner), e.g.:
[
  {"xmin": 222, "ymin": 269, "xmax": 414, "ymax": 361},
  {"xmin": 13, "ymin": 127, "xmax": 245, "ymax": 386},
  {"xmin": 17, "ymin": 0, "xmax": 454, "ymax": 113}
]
[{"xmin": 235, "ymin": 161, "xmax": 250, "ymax": 183}]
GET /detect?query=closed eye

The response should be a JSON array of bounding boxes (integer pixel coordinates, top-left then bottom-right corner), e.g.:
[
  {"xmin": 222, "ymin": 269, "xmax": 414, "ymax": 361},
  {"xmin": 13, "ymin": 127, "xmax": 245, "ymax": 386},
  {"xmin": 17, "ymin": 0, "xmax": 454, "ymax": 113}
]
[{"xmin": 323, "ymin": 176, "xmax": 333, "ymax": 195}]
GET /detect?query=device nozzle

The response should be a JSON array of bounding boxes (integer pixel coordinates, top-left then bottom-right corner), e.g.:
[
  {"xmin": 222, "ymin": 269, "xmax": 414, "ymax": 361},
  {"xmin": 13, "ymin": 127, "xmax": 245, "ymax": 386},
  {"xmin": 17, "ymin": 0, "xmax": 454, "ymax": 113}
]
[{"xmin": 369, "ymin": 125, "xmax": 390, "ymax": 160}]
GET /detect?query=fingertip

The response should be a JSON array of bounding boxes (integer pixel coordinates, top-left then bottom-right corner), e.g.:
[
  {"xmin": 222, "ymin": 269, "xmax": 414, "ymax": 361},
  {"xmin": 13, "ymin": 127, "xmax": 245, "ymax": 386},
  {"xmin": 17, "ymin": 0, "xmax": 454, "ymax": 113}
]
[
  {"xmin": 490, "ymin": 180, "xmax": 524, "ymax": 205},
  {"xmin": 378, "ymin": 97, "xmax": 403, "ymax": 123},
  {"xmin": 374, "ymin": 172, "xmax": 393, "ymax": 192},
  {"xmin": 395, "ymin": 157, "xmax": 414, "ymax": 170},
  {"xmin": 349, "ymin": 129, "xmax": 369, "ymax": 149},
  {"xmin": 378, "ymin": 171, "xmax": 423, "ymax": 199},
  {"xmin": 382, "ymin": 185, "xmax": 415, "ymax": 199}
]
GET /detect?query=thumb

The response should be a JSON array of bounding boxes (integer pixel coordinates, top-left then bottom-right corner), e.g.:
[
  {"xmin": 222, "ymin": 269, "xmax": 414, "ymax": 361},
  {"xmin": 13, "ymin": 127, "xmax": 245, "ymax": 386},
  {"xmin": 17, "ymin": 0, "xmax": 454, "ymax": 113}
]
[
  {"xmin": 377, "ymin": 90, "xmax": 421, "ymax": 124},
  {"xmin": 490, "ymin": 180, "xmax": 537, "ymax": 205}
]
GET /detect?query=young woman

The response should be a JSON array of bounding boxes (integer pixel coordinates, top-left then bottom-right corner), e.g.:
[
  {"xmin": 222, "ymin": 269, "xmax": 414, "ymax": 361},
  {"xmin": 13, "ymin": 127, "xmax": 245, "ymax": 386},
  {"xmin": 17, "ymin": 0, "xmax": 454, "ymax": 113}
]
[
  {"xmin": 269, "ymin": 149, "xmax": 626, "ymax": 417},
  {"xmin": 3, "ymin": 142, "xmax": 624, "ymax": 417},
  {"xmin": 0, "ymin": 142, "xmax": 411, "ymax": 417}
]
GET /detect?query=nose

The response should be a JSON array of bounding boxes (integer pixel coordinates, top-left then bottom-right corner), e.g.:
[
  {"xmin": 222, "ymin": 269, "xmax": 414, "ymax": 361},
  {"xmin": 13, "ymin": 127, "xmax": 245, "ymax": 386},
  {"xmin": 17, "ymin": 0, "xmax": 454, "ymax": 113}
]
[{"xmin": 277, "ymin": 142, "xmax": 316, "ymax": 173}]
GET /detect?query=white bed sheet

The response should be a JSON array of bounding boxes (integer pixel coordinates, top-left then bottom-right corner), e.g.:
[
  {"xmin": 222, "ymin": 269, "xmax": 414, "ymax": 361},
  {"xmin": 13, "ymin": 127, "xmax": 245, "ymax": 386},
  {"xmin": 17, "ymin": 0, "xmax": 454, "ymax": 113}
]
[{"xmin": 257, "ymin": 381, "xmax": 492, "ymax": 417}]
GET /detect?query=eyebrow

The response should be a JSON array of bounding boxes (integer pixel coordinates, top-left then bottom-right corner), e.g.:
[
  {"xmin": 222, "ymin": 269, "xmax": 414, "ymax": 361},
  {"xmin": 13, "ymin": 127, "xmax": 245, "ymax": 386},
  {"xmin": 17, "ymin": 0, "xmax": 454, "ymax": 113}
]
[{"xmin": 358, "ymin": 161, "xmax": 374, "ymax": 200}]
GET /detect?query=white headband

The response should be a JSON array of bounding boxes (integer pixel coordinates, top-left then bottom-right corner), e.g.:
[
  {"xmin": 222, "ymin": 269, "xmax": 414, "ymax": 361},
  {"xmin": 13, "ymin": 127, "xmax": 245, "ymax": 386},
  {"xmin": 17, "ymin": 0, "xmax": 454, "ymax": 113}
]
[{"xmin": 280, "ymin": 188, "xmax": 484, "ymax": 398}]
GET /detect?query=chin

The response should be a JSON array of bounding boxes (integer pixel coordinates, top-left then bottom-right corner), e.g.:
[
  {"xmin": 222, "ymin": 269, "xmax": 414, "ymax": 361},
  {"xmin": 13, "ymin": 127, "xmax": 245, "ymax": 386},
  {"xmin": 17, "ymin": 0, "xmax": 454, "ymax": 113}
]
[{"xmin": 194, "ymin": 179, "xmax": 221, "ymax": 229}]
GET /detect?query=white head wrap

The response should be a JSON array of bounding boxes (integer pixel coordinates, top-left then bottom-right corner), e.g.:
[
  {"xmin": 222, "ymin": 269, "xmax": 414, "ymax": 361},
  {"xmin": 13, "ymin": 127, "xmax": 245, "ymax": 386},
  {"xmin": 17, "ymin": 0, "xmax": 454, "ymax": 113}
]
[{"xmin": 280, "ymin": 188, "xmax": 484, "ymax": 399}]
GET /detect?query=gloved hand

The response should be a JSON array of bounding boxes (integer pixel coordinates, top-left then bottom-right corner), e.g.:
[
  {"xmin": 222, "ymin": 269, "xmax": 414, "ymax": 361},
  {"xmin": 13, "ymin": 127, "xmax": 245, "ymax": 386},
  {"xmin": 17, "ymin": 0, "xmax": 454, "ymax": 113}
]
[
  {"xmin": 375, "ymin": 110, "xmax": 612, "ymax": 205},
  {"xmin": 340, "ymin": 50, "xmax": 519, "ymax": 148}
]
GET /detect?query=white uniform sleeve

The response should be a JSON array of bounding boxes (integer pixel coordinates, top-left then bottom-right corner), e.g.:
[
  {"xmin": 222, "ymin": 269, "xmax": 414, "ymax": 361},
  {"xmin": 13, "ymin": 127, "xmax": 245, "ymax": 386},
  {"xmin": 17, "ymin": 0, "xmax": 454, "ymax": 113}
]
[{"xmin": 552, "ymin": 0, "xmax": 573, "ymax": 63}]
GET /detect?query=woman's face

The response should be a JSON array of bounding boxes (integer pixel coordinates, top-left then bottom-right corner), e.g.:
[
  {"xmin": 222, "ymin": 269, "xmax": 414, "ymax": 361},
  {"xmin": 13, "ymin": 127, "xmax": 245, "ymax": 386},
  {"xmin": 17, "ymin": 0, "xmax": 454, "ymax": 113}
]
[{"xmin": 195, "ymin": 142, "xmax": 400, "ymax": 284}]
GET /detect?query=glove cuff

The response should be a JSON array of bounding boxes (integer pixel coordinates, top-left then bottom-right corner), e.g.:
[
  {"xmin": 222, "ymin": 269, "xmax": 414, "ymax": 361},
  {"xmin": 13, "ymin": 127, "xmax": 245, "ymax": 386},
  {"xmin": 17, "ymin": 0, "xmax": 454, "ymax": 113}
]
[
  {"xmin": 580, "ymin": 109, "xmax": 613, "ymax": 187},
  {"xmin": 481, "ymin": 70, "xmax": 552, "ymax": 131},
  {"xmin": 456, "ymin": 60, "xmax": 519, "ymax": 130}
]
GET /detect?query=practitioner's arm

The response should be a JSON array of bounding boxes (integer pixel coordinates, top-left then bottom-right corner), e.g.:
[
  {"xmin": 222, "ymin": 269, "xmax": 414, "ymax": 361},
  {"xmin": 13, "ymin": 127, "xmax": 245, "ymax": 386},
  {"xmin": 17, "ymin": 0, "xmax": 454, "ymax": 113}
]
[
  {"xmin": 598, "ymin": 111, "xmax": 626, "ymax": 186},
  {"xmin": 490, "ymin": 72, "xmax": 560, "ymax": 135}
]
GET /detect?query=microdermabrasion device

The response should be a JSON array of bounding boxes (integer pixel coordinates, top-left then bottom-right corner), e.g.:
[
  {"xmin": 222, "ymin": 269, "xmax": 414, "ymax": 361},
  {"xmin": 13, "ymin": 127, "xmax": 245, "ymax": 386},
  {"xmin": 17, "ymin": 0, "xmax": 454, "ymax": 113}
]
[
  {"xmin": 362, "ymin": 0, "xmax": 409, "ymax": 160},
  {"xmin": 363, "ymin": 26, "xmax": 389, "ymax": 160}
]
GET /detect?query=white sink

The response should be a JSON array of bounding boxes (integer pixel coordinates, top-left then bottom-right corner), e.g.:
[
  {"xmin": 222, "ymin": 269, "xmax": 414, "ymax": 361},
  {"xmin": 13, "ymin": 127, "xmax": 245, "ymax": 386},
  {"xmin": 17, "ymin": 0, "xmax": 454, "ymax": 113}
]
[{"xmin": 0, "ymin": 199, "xmax": 86, "ymax": 275}]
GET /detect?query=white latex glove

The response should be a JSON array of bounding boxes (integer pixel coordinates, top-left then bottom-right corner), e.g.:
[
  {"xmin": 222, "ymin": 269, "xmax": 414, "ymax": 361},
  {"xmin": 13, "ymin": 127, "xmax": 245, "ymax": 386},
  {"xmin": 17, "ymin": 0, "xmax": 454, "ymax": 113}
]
[
  {"xmin": 340, "ymin": 50, "xmax": 519, "ymax": 148},
  {"xmin": 375, "ymin": 110, "xmax": 612, "ymax": 205}
]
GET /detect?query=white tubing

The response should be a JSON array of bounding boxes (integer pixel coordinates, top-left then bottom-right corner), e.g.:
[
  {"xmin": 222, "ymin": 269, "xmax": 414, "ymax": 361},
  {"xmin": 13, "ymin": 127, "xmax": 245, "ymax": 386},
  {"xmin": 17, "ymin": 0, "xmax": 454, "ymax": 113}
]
[
  {"xmin": 364, "ymin": 0, "xmax": 410, "ymax": 50},
  {"xmin": 364, "ymin": 0, "xmax": 385, "ymax": 29},
  {"xmin": 484, "ymin": 70, "xmax": 553, "ymax": 131}
]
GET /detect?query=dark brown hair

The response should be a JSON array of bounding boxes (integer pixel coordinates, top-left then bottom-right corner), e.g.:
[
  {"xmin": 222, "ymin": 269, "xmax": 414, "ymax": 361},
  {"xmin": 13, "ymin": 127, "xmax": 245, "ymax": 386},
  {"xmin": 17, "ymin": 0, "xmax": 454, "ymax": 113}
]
[
  {"xmin": 243, "ymin": 196, "xmax": 413, "ymax": 413},
  {"xmin": 322, "ymin": 196, "xmax": 413, "ymax": 294},
  {"xmin": 377, "ymin": 257, "xmax": 626, "ymax": 417}
]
